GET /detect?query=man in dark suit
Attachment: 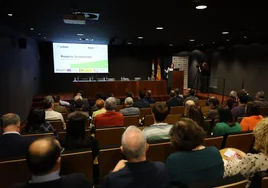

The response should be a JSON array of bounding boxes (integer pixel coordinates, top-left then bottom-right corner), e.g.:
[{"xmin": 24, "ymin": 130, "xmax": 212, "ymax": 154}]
[
  {"xmin": 166, "ymin": 90, "xmax": 183, "ymax": 108},
  {"xmin": 0, "ymin": 113, "xmax": 33, "ymax": 160},
  {"xmin": 144, "ymin": 90, "xmax": 155, "ymax": 104},
  {"xmin": 133, "ymin": 91, "xmax": 150, "ymax": 108},
  {"xmin": 102, "ymin": 126, "xmax": 169, "ymax": 188},
  {"xmin": 15, "ymin": 136, "xmax": 93, "ymax": 188}
]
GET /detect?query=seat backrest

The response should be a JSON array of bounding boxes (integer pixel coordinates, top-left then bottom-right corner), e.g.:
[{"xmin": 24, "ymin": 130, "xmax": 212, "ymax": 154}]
[
  {"xmin": 123, "ymin": 115, "xmax": 139, "ymax": 126},
  {"xmin": 144, "ymin": 115, "xmax": 154, "ymax": 126},
  {"xmin": 0, "ymin": 150, "xmax": 93, "ymax": 188},
  {"xmin": 197, "ymin": 100, "xmax": 207, "ymax": 107},
  {"xmin": 61, "ymin": 150, "xmax": 93, "ymax": 183},
  {"xmin": 201, "ymin": 106, "xmax": 211, "ymax": 117},
  {"xmin": 0, "ymin": 158, "xmax": 30, "ymax": 188},
  {"xmin": 204, "ymin": 136, "xmax": 224, "ymax": 149},
  {"xmin": 58, "ymin": 130, "xmax": 91, "ymax": 145},
  {"xmin": 165, "ymin": 114, "xmax": 182, "ymax": 124},
  {"xmin": 115, "ymin": 105, "xmax": 124, "ymax": 112},
  {"xmin": 260, "ymin": 107, "xmax": 268, "ymax": 117},
  {"xmin": 99, "ymin": 147, "xmax": 124, "ymax": 181},
  {"xmin": 169, "ymin": 106, "xmax": 185, "ymax": 114},
  {"xmin": 96, "ymin": 127, "xmax": 126, "ymax": 148},
  {"xmin": 262, "ymin": 177, "xmax": 268, "ymax": 188},
  {"xmin": 146, "ymin": 142, "xmax": 173, "ymax": 162},
  {"xmin": 22, "ymin": 132, "xmax": 54, "ymax": 139},
  {"xmin": 61, "ymin": 113, "xmax": 68, "ymax": 121},
  {"xmin": 224, "ymin": 132, "xmax": 254, "ymax": 153},
  {"xmin": 214, "ymin": 179, "xmax": 248, "ymax": 188},
  {"xmin": 139, "ymin": 108, "xmax": 151, "ymax": 119},
  {"xmin": 48, "ymin": 120, "xmax": 64, "ymax": 132}
]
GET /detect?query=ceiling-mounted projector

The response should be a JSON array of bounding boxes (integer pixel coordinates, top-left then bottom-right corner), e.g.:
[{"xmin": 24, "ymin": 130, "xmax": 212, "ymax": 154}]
[{"xmin": 63, "ymin": 12, "xmax": 99, "ymax": 25}]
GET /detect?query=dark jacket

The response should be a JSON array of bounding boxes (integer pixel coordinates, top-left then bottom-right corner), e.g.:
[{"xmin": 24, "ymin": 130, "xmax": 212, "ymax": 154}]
[
  {"xmin": 166, "ymin": 97, "xmax": 183, "ymax": 108},
  {"xmin": 133, "ymin": 99, "xmax": 150, "ymax": 108},
  {"xmin": 14, "ymin": 173, "xmax": 93, "ymax": 188},
  {"xmin": 0, "ymin": 133, "xmax": 33, "ymax": 160}
]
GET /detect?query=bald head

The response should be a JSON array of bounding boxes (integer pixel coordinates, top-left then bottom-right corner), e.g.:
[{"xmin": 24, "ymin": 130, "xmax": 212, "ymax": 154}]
[
  {"xmin": 125, "ymin": 97, "xmax": 134, "ymax": 107},
  {"xmin": 170, "ymin": 90, "xmax": 176, "ymax": 98},
  {"xmin": 185, "ymin": 100, "xmax": 195, "ymax": 108},
  {"xmin": 146, "ymin": 90, "xmax": 152, "ymax": 97},
  {"xmin": 26, "ymin": 137, "xmax": 61, "ymax": 175},
  {"xmin": 121, "ymin": 126, "xmax": 147, "ymax": 160}
]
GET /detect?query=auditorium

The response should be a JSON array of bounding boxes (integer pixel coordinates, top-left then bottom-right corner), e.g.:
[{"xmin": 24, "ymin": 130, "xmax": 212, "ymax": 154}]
[{"xmin": 1, "ymin": 1, "xmax": 268, "ymax": 187}]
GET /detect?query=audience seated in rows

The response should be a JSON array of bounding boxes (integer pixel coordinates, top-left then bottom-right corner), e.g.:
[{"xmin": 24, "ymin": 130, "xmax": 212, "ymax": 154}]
[
  {"xmin": 206, "ymin": 96, "xmax": 220, "ymax": 120},
  {"xmin": 133, "ymin": 91, "xmax": 150, "ymax": 108},
  {"xmin": 183, "ymin": 100, "xmax": 195, "ymax": 116},
  {"xmin": 185, "ymin": 105, "xmax": 209, "ymax": 134},
  {"xmin": 242, "ymin": 89, "xmax": 254, "ymax": 102},
  {"xmin": 0, "ymin": 113, "xmax": 33, "ymax": 160},
  {"xmin": 14, "ymin": 137, "xmax": 93, "ymax": 188},
  {"xmin": 72, "ymin": 90, "xmax": 90, "ymax": 112},
  {"xmin": 185, "ymin": 89, "xmax": 199, "ymax": 103},
  {"xmin": 231, "ymin": 91, "xmax": 247, "ymax": 121},
  {"xmin": 166, "ymin": 118, "xmax": 224, "ymax": 186},
  {"xmin": 64, "ymin": 112, "xmax": 91, "ymax": 150},
  {"xmin": 43, "ymin": 96, "xmax": 66, "ymax": 129},
  {"xmin": 175, "ymin": 88, "xmax": 184, "ymax": 99},
  {"xmin": 95, "ymin": 97, "xmax": 124, "ymax": 128},
  {"xmin": 27, "ymin": 109, "xmax": 57, "ymax": 137},
  {"xmin": 224, "ymin": 118, "xmax": 268, "ymax": 187},
  {"xmin": 119, "ymin": 97, "xmax": 140, "ymax": 116},
  {"xmin": 226, "ymin": 91, "xmax": 238, "ymax": 109},
  {"xmin": 213, "ymin": 106, "xmax": 242, "ymax": 136},
  {"xmin": 240, "ymin": 101, "xmax": 263, "ymax": 131},
  {"xmin": 166, "ymin": 90, "xmax": 183, "ymax": 108},
  {"xmin": 143, "ymin": 103, "xmax": 172, "ymax": 143},
  {"xmin": 144, "ymin": 90, "xmax": 155, "ymax": 104},
  {"xmin": 102, "ymin": 126, "xmax": 169, "ymax": 188},
  {"xmin": 92, "ymin": 98, "xmax": 106, "ymax": 120},
  {"xmin": 108, "ymin": 93, "xmax": 121, "ymax": 105},
  {"xmin": 254, "ymin": 91, "xmax": 268, "ymax": 107},
  {"xmin": 67, "ymin": 98, "xmax": 89, "ymax": 120},
  {"xmin": 53, "ymin": 95, "xmax": 68, "ymax": 114}
]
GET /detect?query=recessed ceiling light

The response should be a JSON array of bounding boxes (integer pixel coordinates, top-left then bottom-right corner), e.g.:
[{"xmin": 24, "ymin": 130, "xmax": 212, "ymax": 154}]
[
  {"xmin": 30, "ymin": 28, "xmax": 34, "ymax": 31},
  {"xmin": 127, "ymin": 42, "xmax": 132, "ymax": 45},
  {"xmin": 85, "ymin": 38, "xmax": 89, "ymax": 41},
  {"xmin": 79, "ymin": 38, "xmax": 82, "ymax": 41},
  {"xmin": 8, "ymin": 13, "xmax": 13, "ymax": 17},
  {"xmin": 38, "ymin": 33, "xmax": 41, "ymax": 35},
  {"xmin": 201, "ymin": 44, "xmax": 203, "ymax": 46},
  {"xmin": 169, "ymin": 44, "xmax": 173, "ymax": 46},
  {"xmin": 43, "ymin": 37, "xmax": 46, "ymax": 39},
  {"xmin": 138, "ymin": 36, "xmax": 143, "ymax": 39},
  {"xmin": 196, "ymin": 5, "xmax": 207, "ymax": 10},
  {"xmin": 189, "ymin": 39, "xmax": 195, "ymax": 42},
  {"xmin": 91, "ymin": 38, "xmax": 94, "ymax": 41},
  {"xmin": 156, "ymin": 26, "xmax": 164, "ymax": 30},
  {"xmin": 77, "ymin": 34, "xmax": 84, "ymax": 36},
  {"xmin": 222, "ymin": 31, "xmax": 229, "ymax": 35},
  {"xmin": 244, "ymin": 36, "xmax": 247, "ymax": 39},
  {"xmin": 212, "ymin": 42, "xmax": 215, "ymax": 44},
  {"xmin": 226, "ymin": 39, "xmax": 230, "ymax": 41}
]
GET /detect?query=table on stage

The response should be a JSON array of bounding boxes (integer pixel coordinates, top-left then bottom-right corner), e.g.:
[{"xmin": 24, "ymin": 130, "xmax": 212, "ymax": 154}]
[{"xmin": 73, "ymin": 80, "xmax": 168, "ymax": 99}]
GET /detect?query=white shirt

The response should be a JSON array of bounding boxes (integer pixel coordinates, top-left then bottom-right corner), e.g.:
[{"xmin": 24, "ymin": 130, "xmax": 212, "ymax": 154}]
[
  {"xmin": 45, "ymin": 110, "xmax": 65, "ymax": 124},
  {"xmin": 59, "ymin": 100, "xmax": 70, "ymax": 106},
  {"xmin": 2, "ymin": 131, "xmax": 20, "ymax": 135}
]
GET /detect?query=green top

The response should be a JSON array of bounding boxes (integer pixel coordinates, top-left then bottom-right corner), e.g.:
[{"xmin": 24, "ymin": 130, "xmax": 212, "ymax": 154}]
[
  {"xmin": 166, "ymin": 146, "xmax": 224, "ymax": 185},
  {"xmin": 213, "ymin": 122, "xmax": 242, "ymax": 136}
]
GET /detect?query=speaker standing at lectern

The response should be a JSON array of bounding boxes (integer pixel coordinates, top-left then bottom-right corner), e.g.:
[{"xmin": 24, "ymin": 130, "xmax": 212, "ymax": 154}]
[{"xmin": 164, "ymin": 63, "xmax": 174, "ymax": 79}]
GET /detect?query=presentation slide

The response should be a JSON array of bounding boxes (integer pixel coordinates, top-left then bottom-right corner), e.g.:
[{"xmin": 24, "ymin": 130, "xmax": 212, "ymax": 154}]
[{"xmin": 53, "ymin": 43, "xmax": 108, "ymax": 73}]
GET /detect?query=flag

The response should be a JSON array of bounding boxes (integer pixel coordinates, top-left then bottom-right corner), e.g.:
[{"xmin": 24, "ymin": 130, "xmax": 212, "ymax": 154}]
[
  {"xmin": 151, "ymin": 59, "xmax": 155, "ymax": 79},
  {"xmin": 156, "ymin": 57, "xmax": 161, "ymax": 80}
]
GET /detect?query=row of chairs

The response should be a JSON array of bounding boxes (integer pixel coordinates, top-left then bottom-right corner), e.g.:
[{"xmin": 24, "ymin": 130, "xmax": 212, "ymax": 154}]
[{"xmin": 0, "ymin": 131, "xmax": 261, "ymax": 188}]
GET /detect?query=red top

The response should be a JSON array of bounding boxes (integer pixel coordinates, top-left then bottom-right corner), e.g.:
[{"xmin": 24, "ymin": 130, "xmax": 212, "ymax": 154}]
[{"xmin": 95, "ymin": 111, "xmax": 124, "ymax": 128}]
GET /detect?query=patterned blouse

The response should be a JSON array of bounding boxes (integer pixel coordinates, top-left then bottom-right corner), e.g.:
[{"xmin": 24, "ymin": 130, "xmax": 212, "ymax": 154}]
[{"xmin": 224, "ymin": 153, "xmax": 268, "ymax": 186}]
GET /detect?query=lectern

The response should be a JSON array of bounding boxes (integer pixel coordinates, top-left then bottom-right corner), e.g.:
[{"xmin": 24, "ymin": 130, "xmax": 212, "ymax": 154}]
[{"xmin": 168, "ymin": 70, "xmax": 184, "ymax": 93}]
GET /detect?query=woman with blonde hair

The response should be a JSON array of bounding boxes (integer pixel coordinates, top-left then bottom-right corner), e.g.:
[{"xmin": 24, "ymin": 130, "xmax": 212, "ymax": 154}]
[{"xmin": 224, "ymin": 118, "xmax": 268, "ymax": 186}]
